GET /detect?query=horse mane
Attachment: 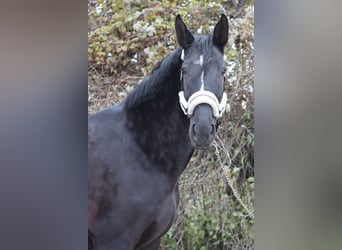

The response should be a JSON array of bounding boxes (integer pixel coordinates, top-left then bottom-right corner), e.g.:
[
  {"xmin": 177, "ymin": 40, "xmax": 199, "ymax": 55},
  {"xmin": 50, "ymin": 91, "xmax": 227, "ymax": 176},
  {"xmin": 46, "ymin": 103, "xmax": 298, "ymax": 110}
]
[
  {"xmin": 125, "ymin": 47, "xmax": 183, "ymax": 110},
  {"xmin": 124, "ymin": 35, "xmax": 218, "ymax": 110}
]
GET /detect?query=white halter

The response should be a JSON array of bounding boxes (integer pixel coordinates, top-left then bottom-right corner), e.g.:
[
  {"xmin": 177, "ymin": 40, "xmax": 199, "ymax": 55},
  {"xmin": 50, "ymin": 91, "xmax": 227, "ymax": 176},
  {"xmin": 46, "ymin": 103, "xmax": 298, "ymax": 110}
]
[{"xmin": 178, "ymin": 50, "xmax": 228, "ymax": 118}]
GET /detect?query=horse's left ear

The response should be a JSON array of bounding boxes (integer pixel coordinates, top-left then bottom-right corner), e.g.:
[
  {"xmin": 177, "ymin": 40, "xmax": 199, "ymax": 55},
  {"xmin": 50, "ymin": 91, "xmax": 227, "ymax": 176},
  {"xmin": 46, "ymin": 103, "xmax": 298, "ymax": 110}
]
[{"xmin": 213, "ymin": 14, "xmax": 229, "ymax": 50}]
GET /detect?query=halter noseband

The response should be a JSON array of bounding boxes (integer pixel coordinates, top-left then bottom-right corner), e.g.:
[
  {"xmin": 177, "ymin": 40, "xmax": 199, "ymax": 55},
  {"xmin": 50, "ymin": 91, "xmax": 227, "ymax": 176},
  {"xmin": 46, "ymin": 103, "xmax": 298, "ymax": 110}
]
[{"xmin": 178, "ymin": 50, "xmax": 228, "ymax": 118}]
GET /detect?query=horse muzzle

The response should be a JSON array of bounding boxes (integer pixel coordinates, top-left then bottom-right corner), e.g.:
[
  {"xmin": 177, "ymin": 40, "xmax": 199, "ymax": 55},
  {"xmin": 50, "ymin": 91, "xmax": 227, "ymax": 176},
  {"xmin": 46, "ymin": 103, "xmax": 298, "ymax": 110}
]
[
  {"xmin": 189, "ymin": 104, "xmax": 217, "ymax": 148},
  {"xmin": 179, "ymin": 89, "xmax": 228, "ymax": 148}
]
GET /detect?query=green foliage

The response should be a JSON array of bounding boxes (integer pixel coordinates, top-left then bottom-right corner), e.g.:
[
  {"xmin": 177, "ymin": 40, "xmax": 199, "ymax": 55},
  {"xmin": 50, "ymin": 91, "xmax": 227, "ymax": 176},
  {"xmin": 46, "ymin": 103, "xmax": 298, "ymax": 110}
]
[
  {"xmin": 88, "ymin": 0, "xmax": 250, "ymax": 75},
  {"xmin": 161, "ymin": 147, "xmax": 254, "ymax": 249}
]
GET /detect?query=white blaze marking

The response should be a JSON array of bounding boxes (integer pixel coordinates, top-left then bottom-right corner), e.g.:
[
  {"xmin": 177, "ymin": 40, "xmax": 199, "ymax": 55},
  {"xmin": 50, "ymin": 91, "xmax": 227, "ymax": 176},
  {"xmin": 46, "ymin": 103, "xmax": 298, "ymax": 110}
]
[
  {"xmin": 200, "ymin": 71, "xmax": 204, "ymax": 90},
  {"xmin": 193, "ymin": 55, "xmax": 204, "ymax": 90},
  {"xmin": 196, "ymin": 55, "xmax": 204, "ymax": 90},
  {"xmin": 194, "ymin": 54, "xmax": 203, "ymax": 65}
]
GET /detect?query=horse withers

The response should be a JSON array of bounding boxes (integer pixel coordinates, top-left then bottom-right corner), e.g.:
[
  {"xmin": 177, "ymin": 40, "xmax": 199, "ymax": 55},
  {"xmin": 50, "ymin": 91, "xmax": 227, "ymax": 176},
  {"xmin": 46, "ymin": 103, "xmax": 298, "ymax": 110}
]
[{"xmin": 88, "ymin": 14, "xmax": 229, "ymax": 249}]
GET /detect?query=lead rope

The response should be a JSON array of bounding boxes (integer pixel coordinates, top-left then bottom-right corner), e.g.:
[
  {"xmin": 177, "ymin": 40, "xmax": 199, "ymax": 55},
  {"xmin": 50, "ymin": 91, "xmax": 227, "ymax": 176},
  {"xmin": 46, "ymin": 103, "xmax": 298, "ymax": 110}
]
[{"xmin": 214, "ymin": 139, "xmax": 254, "ymax": 219}]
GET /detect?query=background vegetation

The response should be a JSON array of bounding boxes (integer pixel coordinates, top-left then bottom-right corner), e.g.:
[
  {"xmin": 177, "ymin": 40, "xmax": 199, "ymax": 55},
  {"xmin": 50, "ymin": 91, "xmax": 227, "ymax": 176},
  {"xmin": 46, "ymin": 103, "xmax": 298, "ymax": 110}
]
[{"xmin": 88, "ymin": 0, "xmax": 254, "ymax": 249}]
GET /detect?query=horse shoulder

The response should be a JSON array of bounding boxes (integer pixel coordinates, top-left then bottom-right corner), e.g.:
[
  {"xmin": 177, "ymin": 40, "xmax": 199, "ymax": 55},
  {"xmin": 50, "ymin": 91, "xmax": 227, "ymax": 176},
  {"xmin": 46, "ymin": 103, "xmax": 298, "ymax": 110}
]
[{"xmin": 88, "ymin": 105, "xmax": 129, "ymax": 230}]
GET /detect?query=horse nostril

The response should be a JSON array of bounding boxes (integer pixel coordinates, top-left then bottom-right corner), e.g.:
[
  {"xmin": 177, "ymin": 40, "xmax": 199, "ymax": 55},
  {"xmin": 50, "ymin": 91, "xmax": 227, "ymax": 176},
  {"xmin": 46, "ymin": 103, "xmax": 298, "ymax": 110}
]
[
  {"xmin": 192, "ymin": 124, "xmax": 197, "ymax": 135},
  {"xmin": 211, "ymin": 125, "xmax": 215, "ymax": 134},
  {"xmin": 192, "ymin": 123, "xmax": 215, "ymax": 136}
]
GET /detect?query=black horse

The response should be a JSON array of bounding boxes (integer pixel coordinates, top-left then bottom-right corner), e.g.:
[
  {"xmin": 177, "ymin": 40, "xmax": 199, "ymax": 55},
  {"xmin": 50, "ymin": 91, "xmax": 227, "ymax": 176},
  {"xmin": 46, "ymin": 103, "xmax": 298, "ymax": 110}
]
[{"xmin": 88, "ymin": 14, "xmax": 229, "ymax": 250}]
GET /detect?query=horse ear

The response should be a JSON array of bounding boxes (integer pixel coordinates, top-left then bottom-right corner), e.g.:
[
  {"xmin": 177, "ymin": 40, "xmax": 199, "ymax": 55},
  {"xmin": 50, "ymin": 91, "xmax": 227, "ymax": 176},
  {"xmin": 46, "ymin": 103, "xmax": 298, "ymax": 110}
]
[
  {"xmin": 175, "ymin": 14, "xmax": 194, "ymax": 49},
  {"xmin": 213, "ymin": 14, "xmax": 229, "ymax": 49}
]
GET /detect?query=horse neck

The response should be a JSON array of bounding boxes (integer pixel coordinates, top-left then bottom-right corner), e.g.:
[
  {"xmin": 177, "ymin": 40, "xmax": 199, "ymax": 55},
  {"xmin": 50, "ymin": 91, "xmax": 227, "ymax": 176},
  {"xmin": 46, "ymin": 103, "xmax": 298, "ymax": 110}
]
[{"xmin": 125, "ymin": 68, "xmax": 194, "ymax": 182}]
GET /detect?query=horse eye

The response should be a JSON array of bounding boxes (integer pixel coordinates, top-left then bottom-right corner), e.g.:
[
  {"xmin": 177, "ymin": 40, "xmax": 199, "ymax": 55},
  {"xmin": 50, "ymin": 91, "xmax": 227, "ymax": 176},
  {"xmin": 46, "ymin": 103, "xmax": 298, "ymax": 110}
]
[
  {"xmin": 181, "ymin": 68, "xmax": 187, "ymax": 75},
  {"xmin": 222, "ymin": 68, "xmax": 227, "ymax": 81}
]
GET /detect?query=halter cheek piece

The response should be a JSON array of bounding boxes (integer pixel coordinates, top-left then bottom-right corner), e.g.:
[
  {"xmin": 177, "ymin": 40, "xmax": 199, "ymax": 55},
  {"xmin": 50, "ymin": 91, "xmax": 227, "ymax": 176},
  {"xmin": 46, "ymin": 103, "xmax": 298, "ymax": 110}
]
[{"xmin": 178, "ymin": 50, "xmax": 228, "ymax": 118}]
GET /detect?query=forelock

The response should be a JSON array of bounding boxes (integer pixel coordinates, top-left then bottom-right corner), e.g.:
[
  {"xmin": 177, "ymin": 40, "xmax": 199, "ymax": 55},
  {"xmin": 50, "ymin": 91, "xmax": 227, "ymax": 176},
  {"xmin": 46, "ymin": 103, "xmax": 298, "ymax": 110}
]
[{"xmin": 185, "ymin": 35, "xmax": 223, "ymax": 66}]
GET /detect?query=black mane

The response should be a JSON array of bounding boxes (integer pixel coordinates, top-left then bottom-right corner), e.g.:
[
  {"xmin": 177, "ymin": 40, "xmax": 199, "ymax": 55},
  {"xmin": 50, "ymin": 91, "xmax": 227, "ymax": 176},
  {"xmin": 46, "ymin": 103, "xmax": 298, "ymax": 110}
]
[
  {"xmin": 124, "ymin": 35, "xmax": 220, "ymax": 110},
  {"xmin": 124, "ymin": 47, "xmax": 183, "ymax": 110}
]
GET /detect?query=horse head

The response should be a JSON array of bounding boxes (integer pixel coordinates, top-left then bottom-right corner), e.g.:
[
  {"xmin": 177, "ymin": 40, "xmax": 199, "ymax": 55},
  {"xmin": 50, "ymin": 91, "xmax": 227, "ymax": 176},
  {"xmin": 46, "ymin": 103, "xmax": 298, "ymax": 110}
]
[{"xmin": 176, "ymin": 14, "xmax": 229, "ymax": 148}]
